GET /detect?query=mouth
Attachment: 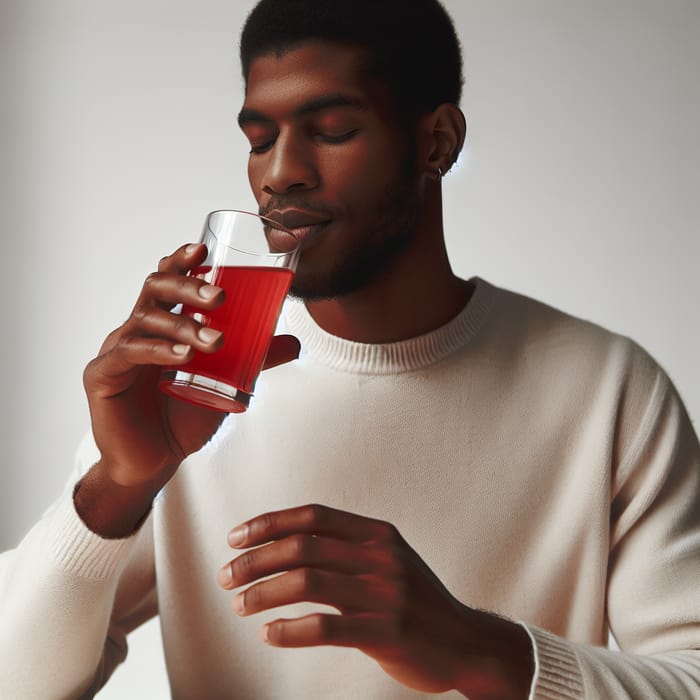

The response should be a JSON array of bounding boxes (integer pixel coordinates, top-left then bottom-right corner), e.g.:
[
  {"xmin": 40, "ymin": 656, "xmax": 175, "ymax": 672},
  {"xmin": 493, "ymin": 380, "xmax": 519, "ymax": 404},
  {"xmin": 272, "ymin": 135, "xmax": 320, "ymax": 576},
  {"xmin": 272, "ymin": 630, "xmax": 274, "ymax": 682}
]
[
  {"xmin": 267, "ymin": 209, "xmax": 332, "ymax": 237},
  {"xmin": 264, "ymin": 209, "xmax": 333, "ymax": 251}
]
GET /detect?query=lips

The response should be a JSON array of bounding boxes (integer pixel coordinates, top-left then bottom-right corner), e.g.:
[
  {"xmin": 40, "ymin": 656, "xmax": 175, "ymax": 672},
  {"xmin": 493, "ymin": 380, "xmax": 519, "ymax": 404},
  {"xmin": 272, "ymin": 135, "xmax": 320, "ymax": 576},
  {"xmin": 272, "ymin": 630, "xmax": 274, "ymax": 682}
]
[
  {"xmin": 265, "ymin": 209, "xmax": 332, "ymax": 237},
  {"xmin": 261, "ymin": 208, "xmax": 333, "ymax": 255}
]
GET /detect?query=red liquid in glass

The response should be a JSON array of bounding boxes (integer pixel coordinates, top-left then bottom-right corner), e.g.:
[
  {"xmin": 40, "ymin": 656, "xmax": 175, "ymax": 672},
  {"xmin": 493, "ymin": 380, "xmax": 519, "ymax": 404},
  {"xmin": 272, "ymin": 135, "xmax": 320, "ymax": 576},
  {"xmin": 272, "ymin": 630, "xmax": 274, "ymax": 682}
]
[{"xmin": 160, "ymin": 265, "xmax": 293, "ymax": 411}]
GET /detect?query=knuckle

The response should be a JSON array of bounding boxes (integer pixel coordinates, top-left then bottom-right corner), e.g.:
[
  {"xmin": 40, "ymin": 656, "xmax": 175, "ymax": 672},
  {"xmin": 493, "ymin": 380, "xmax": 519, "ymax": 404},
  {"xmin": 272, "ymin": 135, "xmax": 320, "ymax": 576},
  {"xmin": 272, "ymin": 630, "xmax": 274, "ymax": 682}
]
[
  {"xmin": 232, "ymin": 551, "xmax": 257, "ymax": 581},
  {"xmin": 82, "ymin": 358, "xmax": 99, "ymax": 387},
  {"xmin": 118, "ymin": 334, "xmax": 140, "ymax": 353},
  {"xmin": 310, "ymin": 613, "xmax": 334, "ymax": 643},
  {"xmin": 143, "ymin": 271, "xmax": 161, "ymax": 289},
  {"xmin": 289, "ymin": 534, "xmax": 313, "ymax": 560},
  {"xmin": 295, "ymin": 567, "xmax": 320, "ymax": 595},
  {"xmin": 243, "ymin": 584, "xmax": 262, "ymax": 610},
  {"xmin": 300, "ymin": 503, "xmax": 326, "ymax": 528},
  {"xmin": 172, "ymin": 314, "xmax": 191, "ymax": 335},
  {"xmin": 114, "ymin": 334, "xmax": 134, "ymax": 353},
  {"xmin": 139, "ymin": 338, "xmax": 163, "ymax": 357},
  {"xmin": 101, "ymin": 326, "xmax": 123, "ymax": 348},
  {"xmin": 376, "ymin": 520, "xmax": 401, "ymax": 544},
  {"xmin": 268, "ymin": 621, "xmax": 285, "ymax": 645},
  {"xmin": 130, "ymin": 303, "xmax": 149, "ymax": 323},
  {"xmin": 258, "ymin": 511, "xmax": 277, "ymax": 536},
  {"xmin": 175, "ymin": 275, "xmax": 192, "ymax": 294},
  {"xmin": 377, "ymin": 548, "xmax": 403, "ymax": 578}
]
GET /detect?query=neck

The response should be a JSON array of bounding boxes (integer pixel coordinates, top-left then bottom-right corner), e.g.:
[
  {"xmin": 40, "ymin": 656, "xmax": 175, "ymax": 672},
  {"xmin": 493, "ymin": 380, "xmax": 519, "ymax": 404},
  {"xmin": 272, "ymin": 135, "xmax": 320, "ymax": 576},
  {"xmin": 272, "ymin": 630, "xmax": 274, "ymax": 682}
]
[{"xmin": 304, "ymin": 201, "xmax": 474, "ymax": 344}]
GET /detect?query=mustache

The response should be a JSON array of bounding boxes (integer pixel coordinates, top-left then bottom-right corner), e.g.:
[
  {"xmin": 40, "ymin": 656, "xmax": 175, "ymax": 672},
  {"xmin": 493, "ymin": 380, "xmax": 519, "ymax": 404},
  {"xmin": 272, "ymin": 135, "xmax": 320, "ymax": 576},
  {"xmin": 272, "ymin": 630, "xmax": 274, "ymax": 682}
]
[{"xmin": 259, "ymin": 197, "xmax": 336, "ymax": 220}]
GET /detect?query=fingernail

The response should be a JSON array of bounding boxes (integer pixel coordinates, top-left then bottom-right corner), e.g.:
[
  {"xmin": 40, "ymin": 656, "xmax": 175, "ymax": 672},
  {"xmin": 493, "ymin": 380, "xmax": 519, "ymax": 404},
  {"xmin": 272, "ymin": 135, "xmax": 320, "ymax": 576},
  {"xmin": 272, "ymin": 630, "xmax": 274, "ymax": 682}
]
[
  {"xmin": 228, "ymin": 524, "xmax": 248, "ymax": 547},
  {"xmin": 198, "ymin": 284, "xmax": 219, "ymax": 300},
  {"xmin": 232, "ymin": 593, "xmax": 245, "ymax": 615},
  {"xmin": 186, "ymin": 244, "xmax": 199, "ymax": 254},
  {"xmin": 261, "ymin": 624, "xmax": 270, "ymax": 643},
  {"xmin": 218, "ymin": 565, "xmax": 233, "ymax": 588},
  {"xmin": 198, "ymin": 327, "xmax": 222, "ymax": 344},
  {"xmin": 172, "ymin": 344, "xmax": 191, "ymax": 355}
]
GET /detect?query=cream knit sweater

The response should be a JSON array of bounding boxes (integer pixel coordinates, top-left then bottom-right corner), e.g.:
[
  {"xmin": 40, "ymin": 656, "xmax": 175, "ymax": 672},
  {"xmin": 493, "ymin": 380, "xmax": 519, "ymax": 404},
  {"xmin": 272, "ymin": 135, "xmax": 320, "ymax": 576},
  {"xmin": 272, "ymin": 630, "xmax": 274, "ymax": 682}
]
[{"xmin": 1, "ymin": 277, "xmax": 699, "ymax": 699}]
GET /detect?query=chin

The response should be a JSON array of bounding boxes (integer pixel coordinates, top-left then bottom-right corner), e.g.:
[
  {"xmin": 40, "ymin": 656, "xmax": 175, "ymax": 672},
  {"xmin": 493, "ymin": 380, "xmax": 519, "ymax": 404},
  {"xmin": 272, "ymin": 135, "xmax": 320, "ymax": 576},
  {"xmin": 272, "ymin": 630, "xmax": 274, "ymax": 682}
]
[
  {"xmin": 289, "ymin": 275, "xmax": 340, "ymax": 302},
  {"xmin": 290, "ymin": 265, "xmax": 380, "ymax": 301}
]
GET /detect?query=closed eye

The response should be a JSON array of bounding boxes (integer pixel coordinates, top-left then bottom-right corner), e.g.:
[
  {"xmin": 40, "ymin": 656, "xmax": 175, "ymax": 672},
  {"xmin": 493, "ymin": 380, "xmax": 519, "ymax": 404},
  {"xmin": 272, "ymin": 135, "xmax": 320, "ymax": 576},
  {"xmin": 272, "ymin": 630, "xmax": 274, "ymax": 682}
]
[
  {"xmin": 248, "ymin": 129, "xmax": 359, "ymax": 154},
  {"xmin": 315, "ymin": 129, "xmax": 359, "ymax": 144},
  {"xmin": 249, "ymin": 139, "xmax": 276, "ymax": 154}
]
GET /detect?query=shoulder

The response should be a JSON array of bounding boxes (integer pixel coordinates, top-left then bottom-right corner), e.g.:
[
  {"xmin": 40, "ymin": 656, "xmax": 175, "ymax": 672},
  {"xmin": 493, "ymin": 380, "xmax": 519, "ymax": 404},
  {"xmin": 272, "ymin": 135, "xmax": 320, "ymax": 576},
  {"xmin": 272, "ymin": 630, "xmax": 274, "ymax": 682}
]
[{"xmin": 480, "ymin": 279, "xmax": 666, "ymax": 396}]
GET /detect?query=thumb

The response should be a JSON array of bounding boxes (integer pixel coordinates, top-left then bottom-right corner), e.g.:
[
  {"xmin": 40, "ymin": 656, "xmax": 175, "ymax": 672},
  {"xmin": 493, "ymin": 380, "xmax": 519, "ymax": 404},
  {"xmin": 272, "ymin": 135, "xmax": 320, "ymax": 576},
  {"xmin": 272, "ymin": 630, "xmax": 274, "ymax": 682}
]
[{"xmin": 262, "ymin": 334, "xmax": 301, "ymax": 371}]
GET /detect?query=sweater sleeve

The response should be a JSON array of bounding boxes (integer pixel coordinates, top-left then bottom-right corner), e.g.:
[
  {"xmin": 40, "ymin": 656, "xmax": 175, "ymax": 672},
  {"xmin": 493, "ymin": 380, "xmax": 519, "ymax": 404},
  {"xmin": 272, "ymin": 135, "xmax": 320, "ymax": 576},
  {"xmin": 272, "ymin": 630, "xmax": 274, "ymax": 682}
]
[
  {"xmin": 524, "ymin": 347, "xmax": 700, "ymax": 698},
  {"xmin": 0, "ymin": 433, "xmax": 158, "ymax": 699}
]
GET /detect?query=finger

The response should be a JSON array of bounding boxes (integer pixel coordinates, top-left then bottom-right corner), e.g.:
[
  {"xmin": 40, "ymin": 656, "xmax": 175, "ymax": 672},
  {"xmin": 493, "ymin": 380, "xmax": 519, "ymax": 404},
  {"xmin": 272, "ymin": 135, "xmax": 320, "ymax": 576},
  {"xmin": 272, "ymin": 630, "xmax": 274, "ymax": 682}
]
[
  {"xmin": 128, "ymin": 306, "xmax": 224, "ymax": 354},
  {"xmin": 227, "ymin": 504, "xmax": 400, "ymax": 549},
  {"xmin": 262, "ymin": 612, "xmax": 393, "ymax": 650},
  {"xmin": 230, "ymin": 568, "xmax": 389, "ymax": 617},
  {"xmin": 86, "ymin": 336, "xmax": 195, "ymax": 393},
  {"xmin": 218, "ymin": 534, "xmax": 385, "ymax": 589},
  {"xmin": 261, "ymin": 334, "xmax": 300, "ymax": 370},
  {"xmin": 86, "ymin": 313, "xmax": 220, "ymax": 399},
  {"xmin": 94, "ymin": 247, "xmax": 221, "ymax": 357},
  {"xmin": 136, "ymin": 270, "xmax": 225, "ymax": 313},
  {"xmin": 156, "ymin": 242, "xmax": 207, "ymax": 275}
]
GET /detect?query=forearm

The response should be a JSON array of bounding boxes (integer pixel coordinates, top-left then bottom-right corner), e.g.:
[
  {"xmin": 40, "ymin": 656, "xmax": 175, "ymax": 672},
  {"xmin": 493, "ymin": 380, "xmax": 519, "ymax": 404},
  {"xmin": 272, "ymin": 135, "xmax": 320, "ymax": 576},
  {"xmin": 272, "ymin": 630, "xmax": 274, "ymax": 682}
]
[{"xmin": 0, "ymin": 491, "xmax": 138, "ymax": 698}]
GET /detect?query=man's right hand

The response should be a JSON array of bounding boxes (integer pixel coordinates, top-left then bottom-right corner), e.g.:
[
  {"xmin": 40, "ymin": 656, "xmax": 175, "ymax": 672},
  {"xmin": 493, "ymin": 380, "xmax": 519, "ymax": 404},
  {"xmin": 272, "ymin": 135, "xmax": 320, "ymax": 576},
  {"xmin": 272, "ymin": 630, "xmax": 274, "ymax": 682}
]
[{"xmin": 76, "ymin": 243, "xmax": 300, "ymax": 537}]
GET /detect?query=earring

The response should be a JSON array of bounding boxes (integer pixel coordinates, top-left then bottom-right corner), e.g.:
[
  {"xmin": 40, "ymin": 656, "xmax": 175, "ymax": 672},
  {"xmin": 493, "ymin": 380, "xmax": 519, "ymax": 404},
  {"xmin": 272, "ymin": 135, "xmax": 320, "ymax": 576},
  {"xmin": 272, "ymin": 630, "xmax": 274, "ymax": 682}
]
[{"xmin": 437, "ymin": 167, "xmax": 443, "ymax": 178}]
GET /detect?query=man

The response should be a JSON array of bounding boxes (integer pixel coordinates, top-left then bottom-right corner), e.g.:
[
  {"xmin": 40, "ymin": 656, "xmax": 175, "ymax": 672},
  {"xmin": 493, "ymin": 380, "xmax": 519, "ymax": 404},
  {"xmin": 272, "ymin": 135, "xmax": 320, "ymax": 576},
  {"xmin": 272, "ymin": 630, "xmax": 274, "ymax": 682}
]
[{"xmin": 1, "ymin": 1, "xmax": 699, "ymax": 698}]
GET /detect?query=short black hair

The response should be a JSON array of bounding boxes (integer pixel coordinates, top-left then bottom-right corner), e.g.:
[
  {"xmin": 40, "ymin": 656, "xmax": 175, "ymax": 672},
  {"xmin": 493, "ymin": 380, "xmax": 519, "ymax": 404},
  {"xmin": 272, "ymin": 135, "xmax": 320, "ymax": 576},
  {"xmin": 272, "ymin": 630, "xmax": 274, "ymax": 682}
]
[{"xmin": 240, "ymin": 0, "xmax": 463, "ymax": 122}]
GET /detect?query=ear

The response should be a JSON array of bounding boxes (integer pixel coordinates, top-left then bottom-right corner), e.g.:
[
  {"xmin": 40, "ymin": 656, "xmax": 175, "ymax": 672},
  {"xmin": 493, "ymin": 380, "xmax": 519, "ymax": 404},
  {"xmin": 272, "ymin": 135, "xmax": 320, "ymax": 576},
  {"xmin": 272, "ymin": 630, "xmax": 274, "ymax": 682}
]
[{"xmin": 419, "ymin": 103, "xmax": 466, "ymax": 180}]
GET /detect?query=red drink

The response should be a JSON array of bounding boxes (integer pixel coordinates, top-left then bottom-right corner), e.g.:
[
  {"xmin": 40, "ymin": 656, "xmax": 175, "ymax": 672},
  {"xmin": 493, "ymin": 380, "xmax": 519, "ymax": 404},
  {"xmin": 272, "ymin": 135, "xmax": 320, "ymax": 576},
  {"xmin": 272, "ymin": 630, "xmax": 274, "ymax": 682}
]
[{"xmin": 160, "ymin": 265, "xmax": 294, "ymax": 412}]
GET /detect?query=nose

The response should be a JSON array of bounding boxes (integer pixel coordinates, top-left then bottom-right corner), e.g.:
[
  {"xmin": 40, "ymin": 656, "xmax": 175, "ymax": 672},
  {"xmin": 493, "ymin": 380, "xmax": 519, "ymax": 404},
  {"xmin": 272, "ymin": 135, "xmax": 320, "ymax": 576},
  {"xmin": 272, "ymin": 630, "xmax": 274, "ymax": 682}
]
[{"xmin": 261, "ymin": 130, "xmax": 318, "ymax": 195}]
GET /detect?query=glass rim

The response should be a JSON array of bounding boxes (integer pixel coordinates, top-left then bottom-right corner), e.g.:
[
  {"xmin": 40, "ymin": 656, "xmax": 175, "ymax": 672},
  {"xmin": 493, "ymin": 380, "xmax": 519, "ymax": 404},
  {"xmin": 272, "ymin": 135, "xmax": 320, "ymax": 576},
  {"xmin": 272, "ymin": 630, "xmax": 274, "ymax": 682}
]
[{"xmin": 205, "ymin": 209, "xmax": 300, "ymax": 258}]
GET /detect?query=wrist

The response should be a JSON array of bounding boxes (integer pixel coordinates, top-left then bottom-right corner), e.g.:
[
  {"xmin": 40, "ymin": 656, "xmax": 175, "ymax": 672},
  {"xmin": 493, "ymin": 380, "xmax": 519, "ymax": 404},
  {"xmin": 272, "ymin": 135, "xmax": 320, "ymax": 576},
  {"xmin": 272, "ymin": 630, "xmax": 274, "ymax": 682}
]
[
  {"xmin": 73, "ymin": 460, "xmax": 169, "ymax": 539},
  {"xmin": 454, "ymin": 608, "xmax": 535, "ymax": 700}
]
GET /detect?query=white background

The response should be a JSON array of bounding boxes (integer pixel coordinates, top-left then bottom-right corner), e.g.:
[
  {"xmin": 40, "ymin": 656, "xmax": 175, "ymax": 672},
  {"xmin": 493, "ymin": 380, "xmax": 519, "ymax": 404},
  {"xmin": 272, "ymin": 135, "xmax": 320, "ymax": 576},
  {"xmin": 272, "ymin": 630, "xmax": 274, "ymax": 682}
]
[{"xmin": 1, "ymin": 1, "xmax": 698, "ymax": 697}]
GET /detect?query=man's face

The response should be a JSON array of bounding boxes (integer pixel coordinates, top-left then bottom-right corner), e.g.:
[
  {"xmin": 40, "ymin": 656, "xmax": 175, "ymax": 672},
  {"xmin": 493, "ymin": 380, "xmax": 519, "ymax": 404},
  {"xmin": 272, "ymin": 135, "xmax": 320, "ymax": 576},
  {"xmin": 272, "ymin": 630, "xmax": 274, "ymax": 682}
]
[{"xmin": 239, "ymin": 41, "xmax": 421, "ymax": 300}]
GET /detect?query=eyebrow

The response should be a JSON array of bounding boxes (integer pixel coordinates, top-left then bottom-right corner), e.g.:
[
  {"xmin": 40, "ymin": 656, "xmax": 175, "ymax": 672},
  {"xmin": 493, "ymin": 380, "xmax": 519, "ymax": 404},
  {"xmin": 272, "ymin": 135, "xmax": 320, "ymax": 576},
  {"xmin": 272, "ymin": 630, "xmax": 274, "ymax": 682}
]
[{"xmin": 237, "ymin": 93, "xmax": 369, "ymax": 128}]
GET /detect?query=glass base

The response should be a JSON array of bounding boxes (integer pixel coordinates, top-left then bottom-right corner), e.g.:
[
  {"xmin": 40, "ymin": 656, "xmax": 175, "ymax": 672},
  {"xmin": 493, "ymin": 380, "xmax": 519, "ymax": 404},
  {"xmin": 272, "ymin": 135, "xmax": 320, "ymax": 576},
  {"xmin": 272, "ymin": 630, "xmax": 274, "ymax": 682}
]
[{"xmin": 159, "ymin": 370, "xmax": 251, "ymax": 413}]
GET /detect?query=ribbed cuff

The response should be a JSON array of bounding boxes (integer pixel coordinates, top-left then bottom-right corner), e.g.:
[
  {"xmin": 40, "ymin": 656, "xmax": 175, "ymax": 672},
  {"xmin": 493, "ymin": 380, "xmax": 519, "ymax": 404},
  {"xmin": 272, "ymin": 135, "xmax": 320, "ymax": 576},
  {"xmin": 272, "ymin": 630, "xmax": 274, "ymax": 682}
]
[
  {"xmin": 522, "ymin": 624, "xmax": 585, "ymax": 699},
  {"xmin": 46, "ymin": 491, "xmax": 137, "ymax": 580}
]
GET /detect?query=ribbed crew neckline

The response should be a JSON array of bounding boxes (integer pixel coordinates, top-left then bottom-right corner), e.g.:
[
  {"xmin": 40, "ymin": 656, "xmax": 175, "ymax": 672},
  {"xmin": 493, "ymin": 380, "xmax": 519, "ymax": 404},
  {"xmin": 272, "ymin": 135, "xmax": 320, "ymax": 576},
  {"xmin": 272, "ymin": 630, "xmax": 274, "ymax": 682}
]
[{"xmin": 283, "ymin": 276, "xmax": 497, "ymax": 375}]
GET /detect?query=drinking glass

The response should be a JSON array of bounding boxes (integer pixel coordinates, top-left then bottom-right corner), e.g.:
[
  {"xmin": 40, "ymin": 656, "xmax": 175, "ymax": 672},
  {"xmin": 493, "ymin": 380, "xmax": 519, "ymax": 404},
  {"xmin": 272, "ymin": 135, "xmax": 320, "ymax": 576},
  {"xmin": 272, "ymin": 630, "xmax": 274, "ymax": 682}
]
[{"xmin": 159, "ymin": 209, "xmax": 300, "ymax": 412}]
